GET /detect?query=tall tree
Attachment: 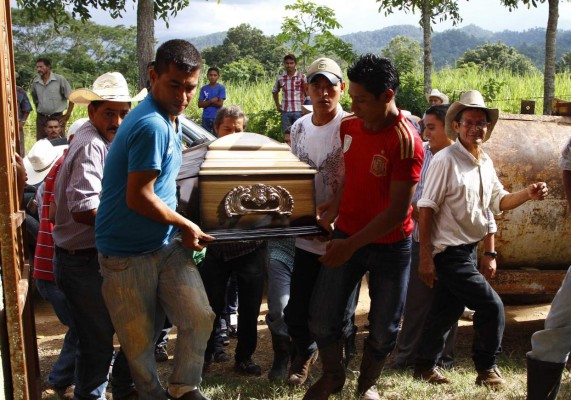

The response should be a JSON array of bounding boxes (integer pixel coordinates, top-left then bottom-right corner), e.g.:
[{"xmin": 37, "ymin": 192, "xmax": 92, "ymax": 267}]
[
  {"xmin": 381, "ymin": 35, "xmax": 423, "ymax": 75},
  {"xmin": 376, "ymin": 1, "xmax": 464, "ymax": 95},
  {"xmin": 277, "ymin": 0, "xmax": 355, "ymax": 70},
  {"xmin": 500, "ymin": 0, "xmax": 565, "ymax": 115},
  {"xmin": 16, "ymin": 0, "xmax": 192, "ymax": 90}
]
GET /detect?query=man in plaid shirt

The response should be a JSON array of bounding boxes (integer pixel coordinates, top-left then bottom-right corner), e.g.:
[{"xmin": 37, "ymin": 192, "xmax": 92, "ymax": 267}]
[{"xmin": 272, "ymin": 53, "xmax": 306, "ymax": 144}]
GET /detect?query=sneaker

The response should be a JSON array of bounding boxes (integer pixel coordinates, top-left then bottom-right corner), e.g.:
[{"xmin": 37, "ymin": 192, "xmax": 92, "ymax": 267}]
[
  {"xmin": 235, "ymin": 358, "xmax": 262, "ymax": 376},
  {"xmin": 52, "ymin": 384, "xmax": 75, "ymax": 400},
  {"xmin": 213, "ymin": 350, "xmax": 231, "ymax": 362},
  {"xmin": 221, "ymin": 332, "xmax": 230, "ymax": 346},
  {"xmin": 168, "ymin": 388, "xmax": 209, "ymax": 400},
  {"xmin": 155, "ymin": 344, "xmax": 169, "ymax": 362},
  {"xmin": 475, "ymin": 367, "xmax": 506, "ymax": 388},
  {"xmin": 413, "ymin": 367, "xmax": 450, "ymax": 384},
  {"xmin": 228, "ymin": 314, "xmax": 238, "ymax": 337},
  {"xmin": 462, "ymin": 307, "xmax": 475, "ymax": 320}
]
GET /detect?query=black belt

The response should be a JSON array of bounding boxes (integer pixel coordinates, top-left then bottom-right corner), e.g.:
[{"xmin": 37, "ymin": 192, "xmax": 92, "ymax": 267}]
[
  {"xmin": 38, "ymin": 112, "xmax": 63, "ymax": 118},
  {"xmin": 55, "ymin": 246, "xmax": 98, "ymax": 256}
]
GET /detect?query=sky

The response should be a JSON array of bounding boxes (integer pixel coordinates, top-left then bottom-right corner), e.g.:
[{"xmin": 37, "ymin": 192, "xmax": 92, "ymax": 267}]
[{"xmin": 81, "ymin": 0, "xmax": 571, "ymax": 43}]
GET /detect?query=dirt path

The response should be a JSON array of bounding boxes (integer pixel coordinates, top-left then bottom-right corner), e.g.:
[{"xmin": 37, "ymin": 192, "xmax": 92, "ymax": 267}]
[{"xmin": 35, "ymin": 280, "xmax": 550, "ymax": 399}]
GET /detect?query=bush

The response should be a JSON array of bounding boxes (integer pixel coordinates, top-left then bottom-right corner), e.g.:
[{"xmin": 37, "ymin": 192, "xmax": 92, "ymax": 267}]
[
  {"xmin": 395, "ymin": 74, "xmax": 426, "ymax": 117},
  {"xmin": 247, "ymin": 109, "xmax": 283, "ymax": 141},
  {"xmin": 224, "ymin": 57, "xmax": 267, "ymax": 83}
]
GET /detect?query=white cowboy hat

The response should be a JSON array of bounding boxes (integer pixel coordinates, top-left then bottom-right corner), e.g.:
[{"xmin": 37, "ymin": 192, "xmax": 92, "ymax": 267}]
[
  {"xmin": 24, "ymin": 139, "xmax": 67, "ymax": 185},
  {"xmin": 66, "ymin": 117, "xmax": 89, "ymax": 141},
  {"xmin": 426, "ymin": 89, "xmax": 449, "ymax": 105},
  {"xmin": 69, "ymin": 72, "xmax": 147, "ymax": 106},
  {"xmin": 445, "ymin": 90, "xmax": 499, "ymax": 142}
]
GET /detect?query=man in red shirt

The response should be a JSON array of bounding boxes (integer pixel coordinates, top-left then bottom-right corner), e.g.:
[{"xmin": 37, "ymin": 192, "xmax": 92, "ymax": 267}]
[{"xmin": 303, "ymin": 55, "xmax": 424, "ymax": 400}]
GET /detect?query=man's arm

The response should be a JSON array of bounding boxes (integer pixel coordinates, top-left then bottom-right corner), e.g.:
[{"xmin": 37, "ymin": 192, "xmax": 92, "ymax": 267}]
[
  {"xmin": 418, "ymin": 206, "xmax": 437, "ymax": 288},
  {"xmin": 499, "ymin": 182, "xmax": 548, "ymax": 211},
  {"xmin": 61, "ymin": 101, "xmax": 74, "ymax": 125},
  {"xmin": 126, "ymin": 170, "xmax": 214, "ymax": 250},
  {"xmin": 319, "ymin": 180, "xmax": 417, "ymax": 268},
  {"xmin": 272, "ymin": 91, "xmax": 282, "ymax": 112},
  {"xmin": 72, "ymin": 209, "xmax": 97, "ymax": 225},
  {"xmin": 479, "ymin": 232, "xmax": 497, "ymax": 280}
]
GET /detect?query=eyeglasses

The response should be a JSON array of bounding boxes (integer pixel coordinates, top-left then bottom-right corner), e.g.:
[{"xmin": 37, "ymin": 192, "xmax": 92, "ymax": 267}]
[{"xmin": 459, "ymin": 120, "xmax": 489, "ymax": 130}]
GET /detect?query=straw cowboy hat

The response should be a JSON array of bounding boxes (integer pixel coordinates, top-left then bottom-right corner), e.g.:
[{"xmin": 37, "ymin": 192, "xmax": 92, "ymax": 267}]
[
  {"xmin": 445, "ymin": 90, "xmax": 499, "ymax": 143},
  {"xmin": 69, "ymin": 72, "xmax": 147, "ymax": 106},
  {"xmin": 24, "ymin": 139, "xmax": 67, "ymax": 185},
  {"xmin": 426, "ymin": 89, "xmax": 449, "ymax": 105}
]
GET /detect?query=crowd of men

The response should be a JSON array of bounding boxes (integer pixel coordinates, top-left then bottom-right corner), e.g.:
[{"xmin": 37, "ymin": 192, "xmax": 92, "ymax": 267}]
[{"xmin": 15, "ymin": 38, "xmax": 569, "ymax": 400}]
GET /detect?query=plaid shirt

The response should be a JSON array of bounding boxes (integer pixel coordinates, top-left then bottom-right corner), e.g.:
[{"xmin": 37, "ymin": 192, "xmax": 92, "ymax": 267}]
[{"xmin": 272, "ymin": 70, "xmax": 306, "ymax": 112}]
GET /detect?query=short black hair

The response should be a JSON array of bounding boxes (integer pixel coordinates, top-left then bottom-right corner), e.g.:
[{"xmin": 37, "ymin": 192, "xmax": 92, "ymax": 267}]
[
  {"xmin": 36, "ymin": 57, "xmax": 51, "ymax": 67},
  {"xmin": 424, "ymin": 104, "xmax": 450, "ymax": 123},
  {"xmin": 154, "ymin": 39, "xmax": 202, "ymax": 76},
  {"xmin": 45, "ymin": 116, "xmax": 60, "ymax": 125},
  {"xmin": 284, "ymin": 54, "xmax": 297, "ymax": 63},
  {"xmin": 207, "ymin": 67, "xmax": 220, "ymax": 75},
  {"xmin": 347, "ymin": 54, "xmax": 399, "ymax": 99},
  {"xmin": 147, "ymin": 60, "xmax": 155, "ymax": 69}
]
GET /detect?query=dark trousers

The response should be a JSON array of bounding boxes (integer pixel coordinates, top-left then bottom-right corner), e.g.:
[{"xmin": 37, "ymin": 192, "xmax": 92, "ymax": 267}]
[
  {"xmin": 415, "ymin": 243, "xmax": 505, "ymax": 372},
  {"xmin": 200, "ymin": 244, "xmax": 266, "ymax": 362}
]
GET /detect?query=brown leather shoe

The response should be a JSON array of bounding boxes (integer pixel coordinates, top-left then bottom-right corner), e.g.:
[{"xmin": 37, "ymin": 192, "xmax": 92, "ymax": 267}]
[
  {"xmin": 287, "ymin": 351, "xmax": 318, "ymax": 386},
  {"xmin": 413, "ymin": 367, "xmax": 450, "ymax": 384},
  {"xmin": 360, "ymin": 387, "xmax": 380, "ymax": 400},
  {"xmin": 475, "ymin": 367, "xmax": 506, "ymax": 388}
]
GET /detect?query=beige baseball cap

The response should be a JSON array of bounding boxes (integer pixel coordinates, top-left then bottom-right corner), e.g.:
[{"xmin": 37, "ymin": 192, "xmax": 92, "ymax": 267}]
[{"xmin": 306, "ymin": 57, "xmax": 343, "ymax": 85}]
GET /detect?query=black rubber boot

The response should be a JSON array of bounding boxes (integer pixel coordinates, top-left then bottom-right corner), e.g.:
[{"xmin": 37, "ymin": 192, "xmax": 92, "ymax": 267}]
[
  {"xmin": 356, "ymin": 340, "xmax": 385, "ymax": 400},
  {"xmin": 527, "ymin": 355, "xmax": 565, "ymax": 400},
  {"xmin": 302, "ymin": 339, "xmax": 346, "ymax": 400},
  {"xmin": 268, "ymin": 334, "xmax": 292, "ymax": 382}
]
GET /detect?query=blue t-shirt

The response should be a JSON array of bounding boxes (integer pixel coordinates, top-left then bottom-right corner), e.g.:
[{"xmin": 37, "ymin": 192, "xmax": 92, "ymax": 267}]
[
  {"xmin": 95, "ymin": 94, "xmax": 183, "ymax": 256},
  {"xmin": 198, "ymin": 83, "xmax": 226, "ymax": 120}
]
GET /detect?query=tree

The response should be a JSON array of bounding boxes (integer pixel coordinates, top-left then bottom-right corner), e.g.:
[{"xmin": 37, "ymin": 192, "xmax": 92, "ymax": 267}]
[
  {"xmin": 381, "ymin": 36, "xmax": 423, "ymax": 75},
  {"xmin": 277, "ymin": 0, "xmax": 355, "ymax": 70},
  {"xmin": 456, "ymin": 43, "xmax": 538, "ymax": 75},
  {"xmin": 500, "ymin": 0, "xmax": 567, "ymax": 114},
  {"xmin": 16, "ymin": 0, "xmax": 192, "ymax": 89},
  {"xmin": 376, "ymin": 1, "xmax": 465, "ymax": 95}
]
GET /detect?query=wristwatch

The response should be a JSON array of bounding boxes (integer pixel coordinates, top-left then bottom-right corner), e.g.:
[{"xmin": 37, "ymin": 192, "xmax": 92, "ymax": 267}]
[{"xmin": 484, "ymin": 251, "xmax": 498, "ymax": 259}]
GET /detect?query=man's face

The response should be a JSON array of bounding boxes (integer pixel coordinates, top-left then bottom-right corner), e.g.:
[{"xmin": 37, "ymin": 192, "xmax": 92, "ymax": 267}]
[
  {"xmin": 307, "ymin": 75, "xmax": 345, "ymax": 116},
  {"xmin": 284, "ymin": 59, "xmax": 296, "ymax": 74},
  {"xmin": 428, "ymin": 96, "xmax": 443, "ymax": 106},
  {"xmin": 215, "ymin": 117, "xmax": 245, "ymax": 138},
  {"xmin": 36, "ymin": 62, "xmax": 50, "ymax": 78},
  {"xmin": 150, "ymin": 64, "xmax": 200, "ymax": 120},
  {"xmin": 88, "ymin": 101, "xmax": 130, "ymax": 142},
  {"xmin": 207, "ymin": 70, "xmax": 220, "ymax": 85},
  {"xmin": 453, "ymin": 108, "xmax": 489, "ymax": 153},
  {"xmin": 348, "ymin": 81, "xmax": 390, "ymax": 126},
  {"xmin": 44, "ymin": 120, "xmax": 61, "ymax": 139},
  {"xmin": 422, "ymin": 114, "xmax": 450, "ymax": 153}
]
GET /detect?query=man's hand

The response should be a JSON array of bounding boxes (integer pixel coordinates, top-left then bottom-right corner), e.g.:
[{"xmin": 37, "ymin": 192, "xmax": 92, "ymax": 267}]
[
  {"xmin": 418, "ymin": 255, "xmax": 437, "ymax": 288},
  {"xmin": 528, "ymin": 182, "xmax": 548, "ymax": 200},
  {"xmin": 275, "ymin": 104, "xmax": 282, "ymax": 112},
  {"xmin": 479, "ymin": 254, "xmax": 497, "ymax": 280},
  {"xmin": 61, "ymin": 113, "xmax": 70, "ymax": 125},
  {"xmin": 180, "ymin": 220, "xmax": 215, "ymax": 251},
  {"xmin": 316, "ymin": 199, "xmax": 335, "ymax": 238},
  {"xmin": 319, "ymin": 238, "xmax": 355, "ymax": 268}
]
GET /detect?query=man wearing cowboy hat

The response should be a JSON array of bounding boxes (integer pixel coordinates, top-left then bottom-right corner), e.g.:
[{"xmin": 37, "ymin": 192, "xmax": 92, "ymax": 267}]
[
  {"xmin": 426, "ymin": 89, "xmax": 449, "ymax": 106},
  {"xmin": 414, "ymin": 90, "xmax": 548, "ymax": 388},
  {"xmin": 52, "ymin": 71, "xmax": 145, "ymax": 400}
]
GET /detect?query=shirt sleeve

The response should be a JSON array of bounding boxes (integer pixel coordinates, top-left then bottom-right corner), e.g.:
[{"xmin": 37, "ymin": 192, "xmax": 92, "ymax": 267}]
[
  {"xmin": 486, "ymin": 208, "xmax": 497, "ymax": 234},
  {"xmin": 66, "ymin": 142, "xmax": 105, "ymax": 212},
  {"xmin": 127, "ymin": 119, "xmax": 169, "ymax": 174},
  {"xmin": 198, "ymin": 86, "xmax": 207, "ymax": 101},
  {"xmin": 272, "ymin": 78, "xmax": 281, "ymax": 94},
  {"xmin": 219, "ymin": 84, "xmax": 226, "ymax": 99},
  {"xmin": 62, "ymin": 77, "xmax": 73, "ymax": 99},
  {"xmin": 417, "ymin": 156, "xmax": 449, "ymax": 214}
]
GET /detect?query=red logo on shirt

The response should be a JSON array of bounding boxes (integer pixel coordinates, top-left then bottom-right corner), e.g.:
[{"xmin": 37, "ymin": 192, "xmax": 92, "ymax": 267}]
[{"xmin": 370, "ymin": 155, "xmax": 388, "ymax": 176}]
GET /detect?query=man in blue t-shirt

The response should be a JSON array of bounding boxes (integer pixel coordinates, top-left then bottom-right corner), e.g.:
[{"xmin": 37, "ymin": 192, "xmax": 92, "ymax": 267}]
[
  {"xmin": 198, "ymin": 67, "xmax": 226, "ymax": 134},
  {"xmin": 96, "ymin": 39, "xmax": 216, "ymax": 400}
]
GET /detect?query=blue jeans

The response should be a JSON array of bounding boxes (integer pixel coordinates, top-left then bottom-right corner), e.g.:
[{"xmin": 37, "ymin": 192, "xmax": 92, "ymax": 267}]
[
  {"xmin": 201, "ymin": 117, "xmax": 215, "ymax": 135},
  {"xmin": 199, "ymin": 243, "xmax": 266, "ymax": 362},
  {"xmin": 99, "ymin": 238, "xmax": 214, "ymax": 400},
  {"xmin": 415, "ymin": 243, "xmax": 505, "ymax": 372},
  {"xmin": 223, "ymin": 273, "xmax": 239, "ymax": 316},
  {"xmin": 53, "ymin": 248, "xmax": 134, "ymax": 399},
  {"xmin": 35, "ymin": 279, "xmax": 78, "ymax": 388},
  {"xmin": 266, "ymin": 258, "xmax": 293, "ymax": 337},
  {"xmin": 309, "ymin": 231, "xmax": 411, "ymax": 359},
  {"xmin": 281, "ymin": 111, "xmax": 302, "ymax": 134}
]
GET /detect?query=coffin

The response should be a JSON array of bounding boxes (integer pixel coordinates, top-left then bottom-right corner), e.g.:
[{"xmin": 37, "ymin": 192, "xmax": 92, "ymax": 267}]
[{"xmin": 196, "ymin": 132, "xmax": 323, "ymax": 241}]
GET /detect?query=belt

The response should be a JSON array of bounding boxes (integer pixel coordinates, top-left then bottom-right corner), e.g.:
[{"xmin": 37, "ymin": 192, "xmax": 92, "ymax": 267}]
[
  {"xmin": 37, "ymin": 112, "xmax": 63, "ymax": 118},
  {"xmin": 55, "ymin": 246, "xmax": 98, "ymax": 256}
]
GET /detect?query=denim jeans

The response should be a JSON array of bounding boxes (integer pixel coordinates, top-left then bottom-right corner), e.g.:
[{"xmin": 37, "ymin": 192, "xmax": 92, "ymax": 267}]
[
  {"xmin": 35, "ymin": 278, "xmax": 78, "ymax": 388},
  {"xmin": 281, "ymin": 111, "xmax": 302, "ymax": 134},
  {"xmin": 199, "ymin": 243, "xmax": 266, "ymax": 362},
  {"xmin": 266, "ymin": 258, "xmax": 293, "ymax": 337},
  {"xmin": 201, "ymin": 117, "xmax": 215, "ymax": 135},
  {"xmin": 99, "ymin": 238, "xmax": 215, "ymax": 400},
  {"xmin": 309, "ymin": 231, "xmax": 411, "ymax": 359},
  {"xmin": 223, "ymin": 272, "xmax": 239, "ymax": 316},
  {"xmin": 53, "ymin": 249, "xmax": 134, "ymax": 399},
  {"xmin": 415, "ymin": 243, "xmax": 505, "ymax": 372}
]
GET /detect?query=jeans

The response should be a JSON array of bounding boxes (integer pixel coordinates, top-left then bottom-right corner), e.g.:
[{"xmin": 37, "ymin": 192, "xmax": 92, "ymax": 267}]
[
  {"xmin": 528, "ymin": 266, "xmax": 571, "ymax": 363},
  {"xmin": 393, "ymin": 241, "xmax": 457, "ymax": 367},
  {"xmin": 201, "ymin": 117, "xmax": 215, "ymax": 135},
  {"xmin": 223, "ymin": 273, "xmax": 239, "ymax": 316},
  {"xmin": 266, "ymin": 258, "xmax": 293, "ymax": 337},
  {"xmin": 415, "ymin": 243, "xmax": 505, "ymax": 372},
  {"xmin": 309, "ymin": 231, "xmax": 411, "ymax": 359},
  {"xmin": 35, "ymin": 279, "xmax": 78, "ymax": 388},
  {"xmin": 99, "ymin": 238, "xmax": 215, "ymax": 400},
  {"xmin": 281, "ymin": 111, "xmax": 302, "ymax": 134},
  {"xmin": 54, "ymin": 249, "xmax": 134, "ymax": 399},
  {"xmin": 200, "ymin": 243, "xmax": 266, "ymax": 362}
]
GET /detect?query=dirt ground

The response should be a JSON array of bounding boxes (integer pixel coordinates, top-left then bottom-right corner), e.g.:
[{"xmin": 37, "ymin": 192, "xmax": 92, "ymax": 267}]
[{"xmin": 35, "ymin": 278, "xmax": 551, "ymax": 399}]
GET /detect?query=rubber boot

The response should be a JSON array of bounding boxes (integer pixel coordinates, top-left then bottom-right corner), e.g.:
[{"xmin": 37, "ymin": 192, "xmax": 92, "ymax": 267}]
[
  {"xmin": 302, "ymin": 339, "xmax": 346, "ymax": 400},
  {"xmin": 356, "ymin": 340, "xmax": 385, "ymax": 400},
  {"xmin": 287, "ymin": 349, "xmax": 318, "ymax": 386},
  {"xmin": 268, "ymin": 334, "xmax": 292, "ymax": 382},
  {"xmin": 527, "ymin": 355, "xmax": 565, "ymax": 400}
]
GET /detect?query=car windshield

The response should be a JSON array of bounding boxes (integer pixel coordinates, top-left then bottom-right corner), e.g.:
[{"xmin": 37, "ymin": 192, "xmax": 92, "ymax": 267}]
[{"xmin": 179, "ymin": 116, "xmax": 216, "ymax": 149}]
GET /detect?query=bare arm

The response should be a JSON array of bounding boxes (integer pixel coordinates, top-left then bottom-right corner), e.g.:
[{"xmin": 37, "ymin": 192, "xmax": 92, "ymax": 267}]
[
  {"xmin": 72, "ymin": 209, "xmax": 97, "ymax": 226},
  {"xmin": 479, "ymin": 233, "xmax": 497, "ymax": 280},
  {"xmin": 61, "ymin": 101, "xmax": 74, "ymax": 124},
  {"xmin": 418, "ymin": 207, "xmax": 436, "ymax": 288},
  {"xmin": 272, "ymin": 92, "xmax": 282, "ymax": 111},
  {"xmin": 499, "ymin": 182, "xmax": 548, "ymax": 211},
  {"xmin": 126, "ymin": 170, "xmax": 214, "ymax": 250},
  {"xmin": 319, "ymin": 180, "xmax": 416, "ymax": 268}
]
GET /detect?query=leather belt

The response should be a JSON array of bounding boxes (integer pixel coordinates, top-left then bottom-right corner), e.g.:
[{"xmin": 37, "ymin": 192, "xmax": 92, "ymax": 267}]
[
  {"xmin": 37, "ymin": 112, "xmax": 63, "ymax": 118},
  {"xmin": 55, "ymin": 246, "xmax": 98, "ymax": 256}
]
